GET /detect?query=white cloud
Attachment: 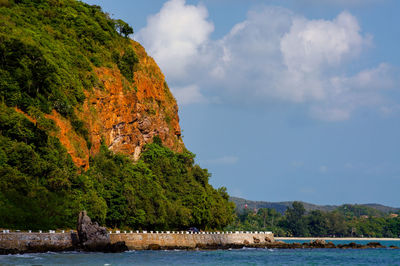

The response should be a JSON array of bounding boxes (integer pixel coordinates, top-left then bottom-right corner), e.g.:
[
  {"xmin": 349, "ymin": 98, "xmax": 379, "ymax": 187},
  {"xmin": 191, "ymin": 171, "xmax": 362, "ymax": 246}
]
[
  {"xmin": 136, "ymin": 0, "xmax": 213, "ymax": 81},
  {"xmin": 171, "ymin": 84, "xmax": 207, "ymax": 105},
  {"xmin": 281, "ymin": 11, "xmax": 366, "ymax": 74},
  {"xmin": 137, "ymin": 1, "xmax": 398, "ymax": 121}
]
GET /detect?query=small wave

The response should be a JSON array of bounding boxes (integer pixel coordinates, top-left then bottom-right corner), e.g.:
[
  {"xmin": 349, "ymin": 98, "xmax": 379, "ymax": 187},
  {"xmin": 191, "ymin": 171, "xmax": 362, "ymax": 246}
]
[
  {"xmin": 241, "ymin": 247, "xmax": 256, "ymax": 250},
  {"xmin": 124, "ymin": 250, "xmax": 136, "ymax": 253},
  {"xmin": 46, "ymin": 251, "xmax": 58, "ymax": 254},
  {"xmin": 60, "ymin": 251, "xmax": 80, "ymax": 254},
  {"xmin": 12, "ymin": 253, "xmax": 37, "ymax": 258}
]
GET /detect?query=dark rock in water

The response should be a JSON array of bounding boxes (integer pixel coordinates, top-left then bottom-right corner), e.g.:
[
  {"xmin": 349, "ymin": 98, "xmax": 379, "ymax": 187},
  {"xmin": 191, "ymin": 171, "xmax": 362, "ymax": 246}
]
[
  {"xmin": 337, "ymin": 242, "xmax": 364, "ymax": 249},
  {"xmin": 325, "ymin": 241, "xmax": 336, "ymax": 248},
  {"xmin": 0, "ymin": 248, "xmax": 20, "ymax": 255},
  {"xmin": 148, "ymin": 244, "xmax": 161, "ymax": 250},
  {"xmin": 76, "ymin": 211, "xmax": 128, "ymax": 252},
  {"xmin": 107, "ymin": 241, "xmax": 129, "ymax": 252},
  {"xmin": 366, "ymin": 242, "xmax": 386, "ymax": 248},
  {"xmin": 313, "ymin": 239, "xmax": 326, "ymax": 245}
]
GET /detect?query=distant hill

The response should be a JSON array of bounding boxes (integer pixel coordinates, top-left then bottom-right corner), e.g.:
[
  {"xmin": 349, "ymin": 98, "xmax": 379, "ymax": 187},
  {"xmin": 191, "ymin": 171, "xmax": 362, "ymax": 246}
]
[{"xmin": 230, "ymin": 197, "xmax": 399, "ymax": 215}]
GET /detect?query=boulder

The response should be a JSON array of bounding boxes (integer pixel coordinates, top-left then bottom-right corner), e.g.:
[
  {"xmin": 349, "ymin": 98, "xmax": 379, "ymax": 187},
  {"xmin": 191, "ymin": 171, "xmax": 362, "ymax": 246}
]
[
  {"xmin": 265, "ymin": 235, "xmax": 274, "ymax": 243},
  {"xmin": 308, "ymin": 239, "xmax": 328, "ymax": 248},
  {"xmin": 76, "ymin": 211, "xmax": 127, "ymax": 252},
  {"xmin": 366, "ymin": 242, "xmax": 386, "ymax": 248}
]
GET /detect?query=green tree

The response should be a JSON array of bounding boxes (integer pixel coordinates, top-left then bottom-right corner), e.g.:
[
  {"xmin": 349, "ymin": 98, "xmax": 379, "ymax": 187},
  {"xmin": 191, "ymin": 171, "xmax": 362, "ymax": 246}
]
[
  {"xmin": 281, "ymin": 201, "xmax": 308, "ymax": 236},
  {"xmin": 307, "ymin": 210, "xmax": 328, "ymax": 236},
  {"xmin": 115, "ymin": 19, "xmax": 133, "ymax": 37}
]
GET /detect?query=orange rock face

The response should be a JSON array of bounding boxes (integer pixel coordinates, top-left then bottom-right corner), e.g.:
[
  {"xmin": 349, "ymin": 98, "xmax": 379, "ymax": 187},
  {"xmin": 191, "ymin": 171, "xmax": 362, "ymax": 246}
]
[
  {"xmin": 48, "ymin": 41, "xmax": 184, "ymax": 169},
  {"xmin": 46, "ymin": 110, "xmax": 90, "ymax": 169}
]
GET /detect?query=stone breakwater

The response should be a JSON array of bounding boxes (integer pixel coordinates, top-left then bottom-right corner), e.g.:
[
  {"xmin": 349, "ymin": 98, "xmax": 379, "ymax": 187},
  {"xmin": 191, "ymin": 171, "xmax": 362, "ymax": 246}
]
[{"xmin": 0, "ymin": 231, "xmax": 274, "ymax": 254}]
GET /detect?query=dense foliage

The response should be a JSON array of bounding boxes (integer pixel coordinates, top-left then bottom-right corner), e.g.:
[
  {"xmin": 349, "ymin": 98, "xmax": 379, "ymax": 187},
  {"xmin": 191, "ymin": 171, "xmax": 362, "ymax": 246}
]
[
  {"xmin": 0, "ymin": 0, "xmax": 234, "ymax": 230},
  {"xmin": 0, "ymin": 0, "xmax": 137, "ymax": 145},
  {"xmin": 0, "ymin": 103, "xmax": 234, "ymax": 230},
  {"xmin": 226, "ymin": 201, "xmax": 400, "ymax": 238}
]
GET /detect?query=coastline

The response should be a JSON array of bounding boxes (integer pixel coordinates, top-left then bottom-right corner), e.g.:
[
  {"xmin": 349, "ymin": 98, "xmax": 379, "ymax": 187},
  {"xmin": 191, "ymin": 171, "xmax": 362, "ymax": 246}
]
[
  {"xmin": 276, "ymin": 237, "xmax": 400, "ymax": 241},
  {"xmin": 1, "ymin": 231, "xmax": 399, "ymax": 254},
  {"xmin": 0, "ymin": 231, "xmax": 275, "ymax": 254}
]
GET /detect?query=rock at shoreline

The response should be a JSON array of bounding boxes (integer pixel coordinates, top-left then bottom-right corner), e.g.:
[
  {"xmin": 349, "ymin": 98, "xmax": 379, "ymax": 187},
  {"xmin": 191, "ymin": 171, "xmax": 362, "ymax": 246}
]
[{"xmin": 76, "ymin": 211, "xmax": 127, "ymax": 252}]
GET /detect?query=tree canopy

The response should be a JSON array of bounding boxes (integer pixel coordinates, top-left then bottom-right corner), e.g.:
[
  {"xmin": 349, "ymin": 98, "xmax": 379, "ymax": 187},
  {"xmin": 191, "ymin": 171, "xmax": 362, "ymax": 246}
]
[{"xmin": 225, "ymin": 201, "xmax": 400, "ymax": 238}]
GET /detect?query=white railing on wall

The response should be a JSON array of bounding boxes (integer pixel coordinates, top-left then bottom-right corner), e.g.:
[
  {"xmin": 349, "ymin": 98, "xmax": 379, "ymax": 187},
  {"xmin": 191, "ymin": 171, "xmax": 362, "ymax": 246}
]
[{"xmin": 1, "ymin": 230, "xmax": 273, "ymax": 235}]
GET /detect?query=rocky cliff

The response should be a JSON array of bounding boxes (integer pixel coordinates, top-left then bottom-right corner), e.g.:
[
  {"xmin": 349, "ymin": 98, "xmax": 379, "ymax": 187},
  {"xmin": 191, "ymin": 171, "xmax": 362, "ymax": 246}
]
[
  {"xmin": 49, "ymin": 42, "xmax": 183, "ymax": 169},
  {"xmin": 0, "ymin": 2, "xmax": 184, "ymax": 170}
]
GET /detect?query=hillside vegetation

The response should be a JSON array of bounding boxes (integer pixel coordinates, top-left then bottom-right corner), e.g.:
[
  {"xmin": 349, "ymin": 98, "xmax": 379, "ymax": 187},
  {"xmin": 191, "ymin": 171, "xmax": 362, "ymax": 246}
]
[
  {"xmin": 227, "ymin": 200, "xmax": 400, "ymax": 238},
  {"xmin": 0, "ymin": 0, "xmax": 234, "ymax": 230},
  {"xmin": 231, "ymin": 197, "xmax": 399, "ymax": 214}
]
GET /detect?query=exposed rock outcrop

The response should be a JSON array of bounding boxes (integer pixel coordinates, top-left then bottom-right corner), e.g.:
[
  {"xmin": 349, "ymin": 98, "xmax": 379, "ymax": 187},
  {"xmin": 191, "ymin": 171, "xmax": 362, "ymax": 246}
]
[
  {"xmin": 76, "ymin": 211, "xmax": 127, "ymax": 252},
  {"xmin": 45, "ymin": 41, "xmax": 184, "ymax": 169}
]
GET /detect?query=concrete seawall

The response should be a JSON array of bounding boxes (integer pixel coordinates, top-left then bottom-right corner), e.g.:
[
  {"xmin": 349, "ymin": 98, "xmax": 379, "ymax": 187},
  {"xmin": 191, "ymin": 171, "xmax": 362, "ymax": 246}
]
[
  {"xmin": 111, "ymin": 232, "xmax": 274, "ymax": 250},
  {"xmin": 0, "ymin": 233, "xmax": 74, "ymax": 253},
  {"xmin": 0, "ymin": 231, "xmax": 274, "ymax": 253}
]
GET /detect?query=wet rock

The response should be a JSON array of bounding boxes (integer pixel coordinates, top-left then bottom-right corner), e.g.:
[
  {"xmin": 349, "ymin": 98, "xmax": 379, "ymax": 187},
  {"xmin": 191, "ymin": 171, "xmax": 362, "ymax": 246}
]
[
  {"xmin": 307, "ymin": 239, "xmax": 328, "ymax": 248},
  {"xmin": 313, "ymin": 239, "xmax": 326, "ymax": 245},
  {"xmin": 325, "ymin": 241, "xmax": 336, "ymax": 248},
  {"xmin": 337, "ymin": 242, "xmax": 364, "ymax": 249},
  {"xmin": 366, "ymin": 242, "xmax": 386, "ymax": 248},
  {"xmin": 148, "ymin": 244, "xmax": 161, "ymax": 250},
  {"xmin": 0, "ymin": 248, "xmax": 20, "ymax": 255}
]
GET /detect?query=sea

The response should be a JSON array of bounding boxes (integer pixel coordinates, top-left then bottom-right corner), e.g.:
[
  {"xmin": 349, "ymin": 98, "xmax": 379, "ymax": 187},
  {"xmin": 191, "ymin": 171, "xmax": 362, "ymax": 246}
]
[{"xmin": 1, "ymin": 241, "xmax": 399, "ymax": 265}]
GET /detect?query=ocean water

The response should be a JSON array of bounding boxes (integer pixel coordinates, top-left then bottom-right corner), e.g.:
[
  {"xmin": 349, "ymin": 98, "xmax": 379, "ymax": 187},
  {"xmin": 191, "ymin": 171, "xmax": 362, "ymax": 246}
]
[{"xmin": 1, "ymin": 248, "xmax": 399, "ymax": 265}]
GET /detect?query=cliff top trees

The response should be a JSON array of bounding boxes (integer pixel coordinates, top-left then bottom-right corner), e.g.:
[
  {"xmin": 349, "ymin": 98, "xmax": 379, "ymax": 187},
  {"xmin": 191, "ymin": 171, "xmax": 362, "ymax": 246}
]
[{"xmin": 115, "ymin": 19, "xmax": 134, "ymax": 38}]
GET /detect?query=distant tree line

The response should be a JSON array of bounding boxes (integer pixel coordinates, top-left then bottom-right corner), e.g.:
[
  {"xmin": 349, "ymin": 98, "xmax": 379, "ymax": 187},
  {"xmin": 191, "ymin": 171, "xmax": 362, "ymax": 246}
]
[{"xmin": 226, "ymin": 201, "xmax": 400, "ymax": 238}]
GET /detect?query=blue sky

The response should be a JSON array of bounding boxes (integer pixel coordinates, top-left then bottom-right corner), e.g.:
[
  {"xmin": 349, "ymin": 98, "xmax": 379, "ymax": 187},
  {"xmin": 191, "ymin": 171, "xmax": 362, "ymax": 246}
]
[{"xmin": 84, "ymin": 0, "xmax": 400, "ymax": 207}]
